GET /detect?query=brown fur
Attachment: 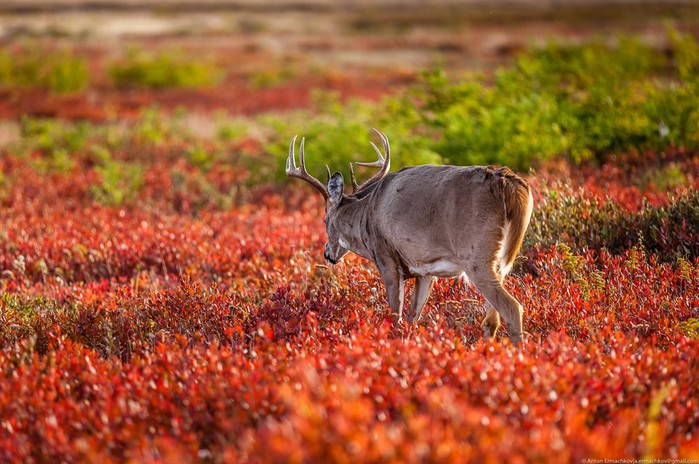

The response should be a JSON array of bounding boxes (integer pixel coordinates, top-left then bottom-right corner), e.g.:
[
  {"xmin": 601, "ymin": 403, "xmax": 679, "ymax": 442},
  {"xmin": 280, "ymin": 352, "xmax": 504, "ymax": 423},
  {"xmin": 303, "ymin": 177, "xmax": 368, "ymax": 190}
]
[{"xmin": 288, "ymin": 133, "xmax": 534, "ymax": 346}]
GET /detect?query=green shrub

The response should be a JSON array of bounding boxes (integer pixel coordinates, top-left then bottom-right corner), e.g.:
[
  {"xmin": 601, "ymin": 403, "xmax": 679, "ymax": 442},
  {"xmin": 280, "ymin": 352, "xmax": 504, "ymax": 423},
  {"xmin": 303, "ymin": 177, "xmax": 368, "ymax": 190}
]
[
  {"xmin": 265, "ymin": 92, "xmax": 442, "ymax": 185},
  {"xmin": 134, "ymin": 106, "xmax": 169, "ymax": 145},
  {"xmin": 186, "ymin": 143, "xmax": 217, "ymax": 171},
  {"xmin": 17, "ymin": 117, "xmax": 92, "ymax": 173},
  {"xmin": 216, "ymin": 116, "xmax": 249, "ymax": 143},
  {"xmin": 109, "ymin": 49, "xmax": 223, "ymax": 89},
  {"xmin": 420, "ymin": 67, "xmax": 576, "ymax": 169},
  {"xmin": 406, "ymin": 31, "xmax": 699, "ymax": 170},
  {"xmin": 680, "ymin": 318, "xmax": 699, "ymax": 339},
  {"xmin": 20, "ymin": 117, "xmax": 90, "ymax": 154},
  {"xmin": 264, "ymin": 30, "xmax": 699, "ymax": 185},
  {"xmin": 90, "ymin": 146, "xmax": 144, "ymax": 206},
  {"xmin": 45, "ymin": 52, "xmax": 89, "ymax": 93},
  {"xmin": 0, "ymin": 46, "xmax": 88, "ymax": 93},
  {"xmin": 249, "ymin": 66, "xmax": 296, "ymax": 89},
  {"xmin": 639, "ymin": 163, "xmax": 688, "ymax": 191}
]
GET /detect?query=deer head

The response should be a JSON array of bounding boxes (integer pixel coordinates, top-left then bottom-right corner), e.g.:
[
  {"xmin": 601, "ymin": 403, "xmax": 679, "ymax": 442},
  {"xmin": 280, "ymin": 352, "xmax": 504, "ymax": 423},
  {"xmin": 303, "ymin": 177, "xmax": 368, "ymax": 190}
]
[{"xmin": 286, "ymin": 128, "xmax": 391, "ymax": 265}]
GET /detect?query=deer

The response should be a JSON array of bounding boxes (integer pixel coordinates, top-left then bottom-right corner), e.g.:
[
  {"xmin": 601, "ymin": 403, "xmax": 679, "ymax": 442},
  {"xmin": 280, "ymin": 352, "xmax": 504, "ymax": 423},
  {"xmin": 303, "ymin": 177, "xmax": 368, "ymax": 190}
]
[{"xmin": 286, "ymin": 129, "xmax": 534, "ymax": 346}]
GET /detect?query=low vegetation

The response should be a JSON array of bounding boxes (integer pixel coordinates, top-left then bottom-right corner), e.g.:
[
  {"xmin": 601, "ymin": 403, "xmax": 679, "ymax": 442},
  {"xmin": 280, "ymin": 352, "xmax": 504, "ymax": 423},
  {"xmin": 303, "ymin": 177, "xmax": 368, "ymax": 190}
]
[
  {"xmin": 109, "ymin": 49, "xmax": 223, "ymax": 89},
  {"xmin": 0, "ymin": 29, "xmax": 697, "ymax": 462},
  {"xmin": 0, "ymin": 45, "xmax": 88, "ymax": 93},
  {"xmin": 267, "ymin": 29, "xmax": 699, "ymax": 175}
]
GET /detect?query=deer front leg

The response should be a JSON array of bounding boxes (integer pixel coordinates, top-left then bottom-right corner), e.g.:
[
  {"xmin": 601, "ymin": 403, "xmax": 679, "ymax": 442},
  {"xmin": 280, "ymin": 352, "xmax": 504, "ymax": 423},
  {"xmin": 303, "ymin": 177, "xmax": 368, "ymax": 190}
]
[
  {"xmin": 377, "ymin": 263, "xmax": 405, "ymax": 323},
  {"xmin": 410, "ymin": 276, "xmax": 435, "ymax": 323}
]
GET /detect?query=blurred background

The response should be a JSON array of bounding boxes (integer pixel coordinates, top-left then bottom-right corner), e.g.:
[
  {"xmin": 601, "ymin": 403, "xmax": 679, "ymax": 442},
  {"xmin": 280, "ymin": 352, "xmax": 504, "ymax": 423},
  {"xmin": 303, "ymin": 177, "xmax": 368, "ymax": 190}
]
[
  {"xmin": 1, "ymin": 0, "xmax": 698, "ymax": 187},
  {"xmin": 1, "ymin": 0, "xmax": 697, "ymax": 119}
]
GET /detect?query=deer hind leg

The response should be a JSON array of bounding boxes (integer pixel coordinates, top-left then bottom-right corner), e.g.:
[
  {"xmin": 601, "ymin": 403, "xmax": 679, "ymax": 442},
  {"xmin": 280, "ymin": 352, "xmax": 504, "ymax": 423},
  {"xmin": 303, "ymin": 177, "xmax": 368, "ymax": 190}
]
[
  {"xmin": 481, "ymin": 304, "xmax": 501, "ymax": 339},
  {"xmin": 469, "ymin": 267, "xmax": 524, "ymax": 346},
  {"xmin": 482, "ymin": 272, "xmax": 505, "ymax": 338},
  {"xmin": 409, "ymin": 276, "xmax": 435, "ymax": 323}
]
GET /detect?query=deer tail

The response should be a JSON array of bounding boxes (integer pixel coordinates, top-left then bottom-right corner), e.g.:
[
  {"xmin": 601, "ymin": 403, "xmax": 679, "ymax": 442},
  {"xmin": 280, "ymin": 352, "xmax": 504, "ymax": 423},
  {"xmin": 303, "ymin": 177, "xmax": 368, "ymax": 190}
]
[{"xmin": 497, "ymin": 169, "xmax": 533, "ymax": 277}]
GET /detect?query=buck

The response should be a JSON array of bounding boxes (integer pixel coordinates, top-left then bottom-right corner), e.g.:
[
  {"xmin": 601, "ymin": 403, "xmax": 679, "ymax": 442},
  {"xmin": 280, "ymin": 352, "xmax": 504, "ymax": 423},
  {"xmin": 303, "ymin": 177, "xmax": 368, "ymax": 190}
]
[{"xmin": 286, "ymin": 129, "xmax": 533, "ymax": 345}]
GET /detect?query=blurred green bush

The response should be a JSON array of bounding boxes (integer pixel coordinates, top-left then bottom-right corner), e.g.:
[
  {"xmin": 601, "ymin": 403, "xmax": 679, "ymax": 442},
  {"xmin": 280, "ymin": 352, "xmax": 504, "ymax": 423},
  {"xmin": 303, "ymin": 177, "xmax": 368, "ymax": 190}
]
[
  {"xmin": 406, "ymin": 31, "xmax": 699, "ymax": 170},
  {"xmin": 264, "ymin": 28, "xmax": 699, "ymax": 175},
  {"xmin": 264, "ymin": 92, "xmax": 442, "ymax": 183},
  {"xmin": 109, "ymin": 49, "xmax": 223, "ymax": 89},
  {"xmin": 0, "ymin": 45, "xmax": 88, "ymax": 93}
]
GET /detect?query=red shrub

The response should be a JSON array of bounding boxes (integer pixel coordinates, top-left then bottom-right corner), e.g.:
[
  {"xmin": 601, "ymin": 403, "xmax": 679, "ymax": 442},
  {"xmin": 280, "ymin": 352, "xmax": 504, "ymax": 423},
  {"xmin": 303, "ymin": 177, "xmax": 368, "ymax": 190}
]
[{"xmin": 1, "ymin": 152, "xmax": 698, "ymax": 462}]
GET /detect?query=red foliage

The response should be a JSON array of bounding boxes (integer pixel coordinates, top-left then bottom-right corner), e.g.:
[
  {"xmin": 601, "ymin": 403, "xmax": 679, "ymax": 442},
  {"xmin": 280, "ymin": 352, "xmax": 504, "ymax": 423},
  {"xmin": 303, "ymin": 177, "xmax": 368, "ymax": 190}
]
[
  {"xmin": 0, "ymin": 71, "xmax": 407, "ymax": 121},
  {"xmin": 1, "ymin": 151, "xmax": 698, "ymax": 462},
  {"xmin": 532, "ymin": 148, "xmax": 699, "ymax": 212}
]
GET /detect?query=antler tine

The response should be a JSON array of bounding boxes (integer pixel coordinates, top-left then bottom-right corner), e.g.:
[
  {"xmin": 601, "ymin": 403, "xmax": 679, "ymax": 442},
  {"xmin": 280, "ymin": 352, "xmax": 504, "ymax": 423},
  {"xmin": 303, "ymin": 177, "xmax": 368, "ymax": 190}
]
[
  {"xmin": 375, "ymin": 127, "xmax": 390, "ymax": 158},
  {"xmin": 351, "ymin": 128, "xmax": 392, "ymax": 193},
  {"xmin": 357, "ymin": 128, "xmax": 390, "ymax": 167},
  {"xmin": 286, "ymin": 135, "xmax": 298, "ymax": 173},
  {"xmin": 286, "ymin": 135, "xmax": 329, "ymax": 200},
  {"xmin": 357, "ymin": 141, "xmax": 386, "ymax": 167},
  {"xmin": 299, "ymin": 137, "xmax": 307, "ymax": 172},
  {"xmin": 349, "ymin": 163, "xmax": 360, "ymax": 193}
]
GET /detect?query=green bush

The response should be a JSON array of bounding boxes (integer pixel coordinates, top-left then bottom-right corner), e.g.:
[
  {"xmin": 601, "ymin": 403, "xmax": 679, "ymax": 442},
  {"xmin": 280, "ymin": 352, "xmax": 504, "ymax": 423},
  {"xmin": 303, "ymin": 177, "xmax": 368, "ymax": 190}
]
[
  {"xmin": 90, "ymin": 146, "xmax": 144, "ymax": 206},
  {"xmin": 109, "ymin": 49, "xmax": 223, "ymax": 89},
  {"xmin": 45, "ymin": 52, "xmax": 89, "ymax": 93},
  {"xmin": 16, "ymin": 117, "xmax": 93, "ymax": 173},
  {"xmin": 405, "ymin": 31, "xmax": 699, "ymax": 170},
  {"xmin": 680, "ymin": 318, "xmax": 699, "ymax": 339},
  {"xmin": 20, "ymin": 117, "xmax": 90, "ymax": 154},
  {"xmin": 0, "ymin": 46, "xmax": 88, "ymax": 93},
  {"xmin": 263, "ymin": 31, "xmax": 699, "ymax": 175},
  {"xmin": 419, "ymin": 67, "xmax": 577, "ymax": 168},
  {"xmin": 269, "ymin": 29, "xmax": 699, "ymax": 178},
  {"xmin": 265, "ymin": 92, "xmax": 442, "ymax": 185}
]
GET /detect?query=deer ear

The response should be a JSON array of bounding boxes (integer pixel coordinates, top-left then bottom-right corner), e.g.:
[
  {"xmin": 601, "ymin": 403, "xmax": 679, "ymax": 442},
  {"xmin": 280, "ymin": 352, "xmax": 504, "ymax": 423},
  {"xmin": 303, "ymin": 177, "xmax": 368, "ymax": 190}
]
[{"xmin": 327, "ymin": 172, "xmax": 344, "ymax": 206}]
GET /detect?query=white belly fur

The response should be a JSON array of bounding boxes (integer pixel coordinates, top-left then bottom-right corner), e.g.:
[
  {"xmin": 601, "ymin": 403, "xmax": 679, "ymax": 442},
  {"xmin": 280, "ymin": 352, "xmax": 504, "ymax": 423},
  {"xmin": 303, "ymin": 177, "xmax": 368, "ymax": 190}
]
[{"xmin": 408, "ymin": 259, "xmax": 467, "ymax": 279}]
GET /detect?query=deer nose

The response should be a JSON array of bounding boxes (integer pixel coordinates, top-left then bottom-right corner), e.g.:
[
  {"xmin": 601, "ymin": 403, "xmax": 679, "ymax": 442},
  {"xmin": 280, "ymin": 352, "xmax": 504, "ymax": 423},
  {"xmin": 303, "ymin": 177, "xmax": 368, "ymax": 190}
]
[{"xmin": 324, "ymin": 247, "xmax": 337, "ymax": 265}]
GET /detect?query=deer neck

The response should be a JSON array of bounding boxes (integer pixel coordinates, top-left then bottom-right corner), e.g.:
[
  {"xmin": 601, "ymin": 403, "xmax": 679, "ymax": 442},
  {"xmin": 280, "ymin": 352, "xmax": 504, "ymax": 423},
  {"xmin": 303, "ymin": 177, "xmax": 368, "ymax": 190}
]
[{"xmin": 334, "ymin": 198, "xmax": 374, "ymax": 261}]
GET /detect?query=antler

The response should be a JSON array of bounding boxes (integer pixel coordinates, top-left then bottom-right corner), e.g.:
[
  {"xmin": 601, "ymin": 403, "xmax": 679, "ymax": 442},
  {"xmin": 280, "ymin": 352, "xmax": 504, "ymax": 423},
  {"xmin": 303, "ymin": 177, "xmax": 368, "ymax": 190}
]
[
  {"xmin": 286, "ymin": 135, "xmax": 329, "ymax": 200},
  {"xmin": 350, "ymin": 128, "xmax": 391, "ymax": 194}
]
